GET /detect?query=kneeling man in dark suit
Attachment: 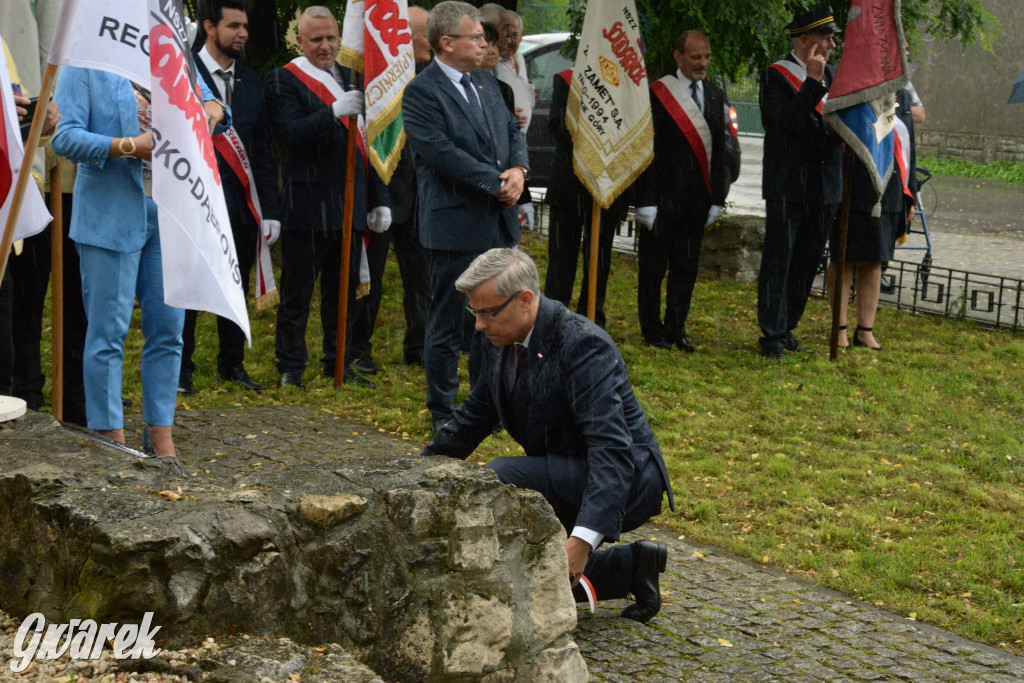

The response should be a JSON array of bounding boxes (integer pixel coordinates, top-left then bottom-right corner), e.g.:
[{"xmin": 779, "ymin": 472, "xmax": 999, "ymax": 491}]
[{"xmin": 421, "ymin": 248, "xmax": 675, "ymax": 622}]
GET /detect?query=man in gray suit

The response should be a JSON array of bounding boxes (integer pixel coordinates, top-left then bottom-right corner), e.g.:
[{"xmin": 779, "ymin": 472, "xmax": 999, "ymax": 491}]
[{"xmin": 401, "ymin": 1, "xmax": 529, "ymax": 432}]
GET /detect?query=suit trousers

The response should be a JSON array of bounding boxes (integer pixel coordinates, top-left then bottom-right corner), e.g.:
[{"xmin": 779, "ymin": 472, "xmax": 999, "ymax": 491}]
[
  {"xmin": 487, "ymin": 453, "xmax": 666, "ymax": 602},
  {"xmin": 390, "ymin": 215, "xmax": 430, "ymax": 363},
  {"xmin": 757, "ymin": 200, "xmax": 836, "ymax": 351},
  {"xmin": 77, "ymin": 198, "xmax": 184, "ymax": 429},
  {"xmin": 544, "ymin": 201, "xmax": 623, "ymax": 328},
  {"xmin": 275, "ymin": 229, "xmax": 361, "ymax": 376},
  {"xmin": 181, "ymin": 212, "xmax": 258, "ymax": 376},
  {"xmin": 348, "ymin": 229, "xmax": 389, "ymax": 362},
  {"xmin": 637, "ymin": 211, "xmax": 705, "ymax": 344}
]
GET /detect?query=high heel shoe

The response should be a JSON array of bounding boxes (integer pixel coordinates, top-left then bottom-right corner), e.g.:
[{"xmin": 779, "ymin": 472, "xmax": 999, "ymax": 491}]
[
  {"xmin": 141, "ymin": 426, "xmax": 186, "ymax": 477},
  {"xmin": 141, "ymin": 426, "xmax": 155, "ymax": 455},
  {"xmin": 853, "ymin": 325, "xmax": 882, "ymax": 351},
  {"xmin": 837, "ymin": 325, "xmax": 849, "ymax": 350}
]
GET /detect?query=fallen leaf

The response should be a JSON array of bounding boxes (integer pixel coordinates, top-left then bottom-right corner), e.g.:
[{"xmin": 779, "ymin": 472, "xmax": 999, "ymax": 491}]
[
  {"xmin": 158, "ymin": 490, "xmax": 180, "ymax": 501},
  {"xmin": 717, "ymin": 638, "xmax": 733, "ymax": 647}
]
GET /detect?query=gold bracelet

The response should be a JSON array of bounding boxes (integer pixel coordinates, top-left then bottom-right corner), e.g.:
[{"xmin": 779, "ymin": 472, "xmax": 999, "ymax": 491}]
[{"xmin": 118, "ymin": 136, "xmax": 137, "ymax": 158}]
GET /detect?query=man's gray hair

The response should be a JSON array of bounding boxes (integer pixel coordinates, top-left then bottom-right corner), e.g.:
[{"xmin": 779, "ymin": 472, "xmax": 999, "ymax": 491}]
[
  {"xmin": 500, "ymin": 8, "xmax": 523, "ymax": 28},
  {"xmin": 456, "ymin": 248, "xmax": 540, "ymax": 297},
  {"xmin": 427, "ymin": 1, "xmax": 480, "ymax": 52},
  {"xmin": 478, "ymin": 3, "xmax": 504, "ymax": 26},
  {"xmin": 301, "ymin": 5, "xmax": 334, "ymax": 20}
]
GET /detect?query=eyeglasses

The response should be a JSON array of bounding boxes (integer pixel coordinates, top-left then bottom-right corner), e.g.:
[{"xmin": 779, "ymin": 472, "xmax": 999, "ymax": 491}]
[
  {"xmin": 447, "ymin": 33, "xmax": 486, "ymax": 43},
  {"xmin": 466, "ymin": 291, "xmax": 521, "ymax": 319}
]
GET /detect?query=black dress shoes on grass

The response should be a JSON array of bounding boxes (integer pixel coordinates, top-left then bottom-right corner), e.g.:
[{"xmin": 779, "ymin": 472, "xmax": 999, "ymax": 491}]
[
  {"xmin": 177, "ymin": 372, "xmax": 196, "ymax": 395},
  {"xmin": 219, "ymin": 365, "xmax": 265, "ymax": 392},
  {"xmin": 350, "ymin": 355, "xmax": 382, "ymax": 375},
  {"xmin": 621, "ymin": 539, "xmax": 668, "ymax": 623},
  {"xmin": 278, "ymin": 372, "xmax": 306, "ymax": 390}
]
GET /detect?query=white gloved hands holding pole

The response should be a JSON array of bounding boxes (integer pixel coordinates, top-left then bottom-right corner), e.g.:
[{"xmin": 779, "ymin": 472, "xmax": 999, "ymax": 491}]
[
  {"xmin": 261, "ymin": 219, "xmax": 281, "ymax": 246},
  {"xmin": 332, "ymin": 90, "xmax": 364, "ymax": 119},
  {"xmin": 518, "ymin": 202, "xmax": 535, "ymax": 231},
  {"xmin": 705, "ymin": 205, "xmax": 723, "ymax": 227},
  {"xmin": 635, "ymin": 206, "xmax": 657, "ymax": 230},
  {"xmin": 367, "ymin": 206, "xmax": 392, "ymax": 234}
]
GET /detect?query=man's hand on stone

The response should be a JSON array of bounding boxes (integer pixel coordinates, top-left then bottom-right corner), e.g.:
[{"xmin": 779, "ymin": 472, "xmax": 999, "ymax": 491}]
[
  {"xmin": 498, "ymin": 167, "xmax": 525, "ymax": 208},
  {"xmin": 565, "ymin": 536, "xmax": 592, "ymax": 588},
  {"xmin": 332, "ymin": 90, "xmax": 364, "ymax": 119}
]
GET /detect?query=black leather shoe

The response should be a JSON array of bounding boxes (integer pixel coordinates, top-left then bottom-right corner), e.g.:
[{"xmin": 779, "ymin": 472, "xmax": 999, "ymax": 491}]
[
  {"xmin": 761, "ymin": 347, "xmax": 785, "ymax": 360},
  {"xmin": 783, "ymin": 334, "xmax": 816, "ymax": 354},
  {"xmin": 219, "ymin": 365, "xmax": 265, "ymax": 392},
  {"xmin": 621, "ymin": 540, "xmax": 668, "ymax": 623},
  {"xmin": 647, "ymin": 337, "xmax": 672, "ymax": 350},
  {"xmin": 177, "ymin": 372, "xmax": 195, "ymax": 395},
  {"xmin": 432, "ymin": 417, "xmax": 449, "ymax": 435},
  {"xmin": 403, "ymin": 353, "xmax": 424, "ymax": 367},
  {"xmin": 350, "ymin": 355, "xmax": 382, "ymax": 375},
  {"xmin": 279, "ymin": 372, "xmax": 306, "ymax": 390},
  {"xmin": 675, "ymin": 336, "xmax": 696, "ymax": 353},
  {"xmin": 344, "ymin": 366, "xmax": 376, "ymax": 389}
]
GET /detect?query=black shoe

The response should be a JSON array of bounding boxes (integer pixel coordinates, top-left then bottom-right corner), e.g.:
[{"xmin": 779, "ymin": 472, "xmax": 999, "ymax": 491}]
[
  {"xmin": 674, "ymin": 336, "xmax": 696, "ymax": 353},
  {"xmin": 403, "ymin": 354, "xmax": 424, "ymax": 367},
  {"xmin": 837, "ymin": 325, "xmax": 850, "ymax": 350},
  {"xmin": 783, "ymin": 334, "xmax": 816, "ymax": 354},
  {"xmin": 279, "ymin": 372, "xmax": 306, "ymax": 390},
  {"xmin": 350, "ymin": 355, "xmax": 382, "ymax": 375},
  {"xmin": 218, "ymin": 365, "xmax": 265, "ymax": 392},
  {"xmin": 177, "ymin": 372, "xmax": 195, "ymax": 395},
  {"xmin": 621, "ymin": 540, "xmax": 668, "ymax": 623},
  {"xmin": 432, "ymin": 417, "xmax": 449, "ymax": 435},
  {"xmin": 761, "ymin": 346, "xmax": 785, "ymax": 360},
  {"xmin": 343, "ymin": 365, "xmax": 376, "ymax": 389},
  {"xmin": 853, "ymin": 325, "xmax": 882, "ymax": 351},
  {"xmin": 647, "ymin": 337, "xmax": 672, "ymax": 350}
]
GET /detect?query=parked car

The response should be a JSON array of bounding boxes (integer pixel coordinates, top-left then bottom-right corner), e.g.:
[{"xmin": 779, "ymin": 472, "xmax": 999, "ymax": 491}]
[{"xmin": 519, "ymin": 32, "xmax": 571, "ymax": 189}]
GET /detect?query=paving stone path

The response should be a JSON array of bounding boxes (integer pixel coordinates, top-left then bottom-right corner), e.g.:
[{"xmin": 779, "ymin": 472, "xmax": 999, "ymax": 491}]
[{"xmin": 137, "ymin": 408, "xmax": 1024, "ymax": 683}]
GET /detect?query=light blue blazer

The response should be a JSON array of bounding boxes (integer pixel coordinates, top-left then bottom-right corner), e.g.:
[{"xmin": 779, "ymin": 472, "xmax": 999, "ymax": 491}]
[{"xmin": 52, "ymin": 66, "xmax": 229, "ymax": 252}]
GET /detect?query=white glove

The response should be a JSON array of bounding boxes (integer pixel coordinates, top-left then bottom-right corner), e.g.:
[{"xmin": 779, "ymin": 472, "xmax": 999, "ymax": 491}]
[
  {"xmin": 705, "ymin": 205, "xmax": 723, "ymax": 227},
  {"xmin": 261, "ymin": 219, "xmax": 281, "ymax": 246},
  {"xmin": 367, "ymin": 206, "xmax": 392, "ymax": 233},
  {"xmin": 332, "ymin": 90, "xmax": 364, "ymax": 119},
  {"xmin": 185, "ymin": 18, "xmax": 198, "ymax": 48},
  {"xmin": 635, "ymin": 206, "xmax": 657, "ymax": 230},
  {"xmin": 518, "ymin": 202, "xmax": 535, "ymax": 231}
]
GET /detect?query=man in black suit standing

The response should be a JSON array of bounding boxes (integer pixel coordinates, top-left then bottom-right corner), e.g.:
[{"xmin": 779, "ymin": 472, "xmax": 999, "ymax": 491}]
[
  {"xmin": 757, "ymin": 4, "xmax": 843, "ymax": 359},
  {"xmin": 635, "ymin": 30, "xmax": 734, "ymax": 353},
  {"xmin": 422, "ymin": 248, "xmax": 674, "ymax": 622},
  {"xmin": 543, "ymin": 68, "xmax": 626, "ymax": 329},
  {"xmin": 401, "ymin": 1, "xmax": 528, "ymax": 433},
  {"xmin": 264, "ymin": 5, "xmax": 389, "ymax": 389},
  {"xmin": 180, "ymin": 0, "xmax": 281, "ymax": 395}
]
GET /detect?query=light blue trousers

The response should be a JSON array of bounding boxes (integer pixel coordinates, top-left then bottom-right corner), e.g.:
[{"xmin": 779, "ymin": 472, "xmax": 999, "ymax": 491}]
[{"xmin": 77, "ymin": 198, "xmax": 184, "ymax": 430}]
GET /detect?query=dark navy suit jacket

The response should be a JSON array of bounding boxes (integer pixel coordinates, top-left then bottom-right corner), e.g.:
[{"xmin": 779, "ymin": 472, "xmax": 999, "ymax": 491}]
[
  {"xmin": 401, "ymin": 61, "xmax": 528, "ymax": 252},
  {"xmin": 423, "ymin": 296, "xmax": 675, "ymax": 541},
  {"xmin": 194, "ymin": 55, "xmax": 281, "ymax": 227},
  {"xmin": 263, "ymin": 63, "xmax": 387, "ymax": 233}
]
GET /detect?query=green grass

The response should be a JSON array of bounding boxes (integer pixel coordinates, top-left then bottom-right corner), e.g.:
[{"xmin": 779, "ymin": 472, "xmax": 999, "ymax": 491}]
[
  {"xmin": 44, "ymin": 231, "xmax": 1024, "ymax": 653},
  {"xmin": 919, "ymin": 155, "xmax": 1024, "ymax": 184}
]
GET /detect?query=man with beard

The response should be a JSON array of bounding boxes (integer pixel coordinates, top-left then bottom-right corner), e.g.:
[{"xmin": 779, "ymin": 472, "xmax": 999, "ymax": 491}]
[{"xmin": 180, "ymin": 0, "xmax": 281, "ymax": 394}]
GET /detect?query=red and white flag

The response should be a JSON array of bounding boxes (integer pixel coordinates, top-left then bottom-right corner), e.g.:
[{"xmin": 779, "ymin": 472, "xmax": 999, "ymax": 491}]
[
  {"xmin": 0, "ymin": 38, "xmax": 51, "ymax": 241},
  {"xmin": 48, "ymin": 0, "xmax": 249, "ymax": 341}
]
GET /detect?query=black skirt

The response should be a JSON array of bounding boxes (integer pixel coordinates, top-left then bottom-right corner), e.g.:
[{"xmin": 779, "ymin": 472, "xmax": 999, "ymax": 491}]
[{"xmin": 829, "ymin": 207, "xmax": 903, "ymax": 263}]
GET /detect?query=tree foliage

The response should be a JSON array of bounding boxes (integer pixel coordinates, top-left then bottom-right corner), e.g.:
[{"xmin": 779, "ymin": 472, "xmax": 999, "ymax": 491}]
[{"xmin": 564, "ymin": 0, "xmax": 996, "ymax": 84}]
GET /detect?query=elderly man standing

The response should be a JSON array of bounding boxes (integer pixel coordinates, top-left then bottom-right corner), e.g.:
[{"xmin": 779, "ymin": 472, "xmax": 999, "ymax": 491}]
[
  {"xmin": 401, "ymin": 1, "xmax": 528, "ymax": 433},
  {"xmin": 264, "ymin": 5, "xmax": 389, "ymax": 389},
  {"xmin": 634, "ymin": 30, "xmax": 735, "ymax": 353},
  {"xmin": 757, "ymin": 4, "xmax": 843, "ymax": 359},
  {"xmin": 422, "ymin": 248, "xmax": 674, "ymax": 623}
]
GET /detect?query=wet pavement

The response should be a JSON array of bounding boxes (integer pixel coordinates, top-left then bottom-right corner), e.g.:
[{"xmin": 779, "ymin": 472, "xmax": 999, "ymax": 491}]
[{"xmin": 128, "ymin": 410, "xmax": 1024, "ymax": 682}]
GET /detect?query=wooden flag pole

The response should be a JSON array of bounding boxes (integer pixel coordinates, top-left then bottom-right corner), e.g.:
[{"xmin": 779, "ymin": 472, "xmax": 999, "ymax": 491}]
[
  {"xmin": 49, "ymin": 163, "xmax": 64, "ymax": 420},
  {"xmin": 0, "ymin": 62, "xmax": 58, "ymax": 288},
  {"xmin": 586, "ymin": 197, "xmax": 600, "ymax": 322},
  {"xmin": 334, "ymin": 105, "xmax": 360, "ymax": 388},
  {"xmin": 829, "ymin": 147, "xmax": 854, "ymax": 361}
]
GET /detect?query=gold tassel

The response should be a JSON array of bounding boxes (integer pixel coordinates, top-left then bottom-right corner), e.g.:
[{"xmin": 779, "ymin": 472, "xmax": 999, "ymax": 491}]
[{"xmin": 255, "ymin": 288, "xmax": 280, "ymax": 312}]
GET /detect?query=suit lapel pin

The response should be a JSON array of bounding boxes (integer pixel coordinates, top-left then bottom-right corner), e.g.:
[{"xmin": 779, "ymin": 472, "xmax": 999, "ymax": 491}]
[{"xmin": 536, "ymin": 353, "xmax": 543, "ymax": 359}]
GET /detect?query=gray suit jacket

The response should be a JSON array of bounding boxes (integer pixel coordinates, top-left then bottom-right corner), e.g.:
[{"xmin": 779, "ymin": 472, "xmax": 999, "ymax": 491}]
[{"xmin": 401, "ymin": 61, "xmax": 529, "ymax": 252}]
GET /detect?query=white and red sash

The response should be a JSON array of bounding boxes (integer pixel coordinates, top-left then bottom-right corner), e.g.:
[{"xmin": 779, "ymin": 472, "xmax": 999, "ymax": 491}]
[
  {"xmin": 282, "ymin": 56, "xmax": 368, "ymax": 162},
  {"xmin": 211, "ymin": 127, "xmax": 278, "ymax": 310},
  {"xmin": 650, "ymin": 75, "xmax": 712, "ymax": 196},
  {"xmin": 769, "ymin": 59, "xmax": 828, "ymax": 115},
  {"xmin": 893, "ymin": 116, "xmax": 913, "ymax": 202}
]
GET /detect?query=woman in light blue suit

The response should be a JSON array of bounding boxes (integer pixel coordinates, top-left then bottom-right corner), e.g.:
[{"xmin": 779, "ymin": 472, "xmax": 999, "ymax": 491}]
[{"xmin": 52, "ymin": 66, "xmax": 227, "ymax": 459}]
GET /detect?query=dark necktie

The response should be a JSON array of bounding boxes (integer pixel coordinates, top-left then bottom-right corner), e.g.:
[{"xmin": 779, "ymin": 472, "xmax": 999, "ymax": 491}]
[
  {"xmin": 216, "ymin": 69, "xmax": 232, "ymax": 106},
  {"xmin": 690, "ymin": 81, "xmax": 701, "ymax": 113},
  {"xmin": 460, "ymin": 73, "xmax": 489, "ymax": 134}
]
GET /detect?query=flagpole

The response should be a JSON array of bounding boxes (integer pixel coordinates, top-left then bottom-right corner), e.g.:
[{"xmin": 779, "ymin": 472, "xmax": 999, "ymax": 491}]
[
  {"xmin": 586, "ymin": 197, "xmax": 600, "ymax": 321},
  {"xmin": 0, "ymin": 62, "xmax": 57, "ymax": 288},
  {"xmin": 49, "ymin": 162, "xmax": 64, "ymax": 420},
  {"xmin": 334, "ymin": 77, "xmax": 362, "ymax": 388},
  {"xmin": 830, "ymin": 148, "xmax": 854, "ymax": 361}
]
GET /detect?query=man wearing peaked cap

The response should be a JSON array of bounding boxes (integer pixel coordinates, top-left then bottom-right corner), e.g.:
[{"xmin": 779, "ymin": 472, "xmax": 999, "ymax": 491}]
[{"xmin": 756, "ymin": 3, "xmax": 843, "ymax": 359}]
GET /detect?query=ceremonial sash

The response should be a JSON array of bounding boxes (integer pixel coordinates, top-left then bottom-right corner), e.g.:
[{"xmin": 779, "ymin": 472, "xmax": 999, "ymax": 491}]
[
  {"xmin": 650, "ymin": 75, "xmax": 712, "ymax": 196},
  {"xmin": 283, "ymin": 57, "xmax": 368, "ymax": 162},
  {"xmin": 769, "ymin": 60, "xmax": 828, "ymax": 115},
  {"xmin": 558, "ymin": 68, "xmax": 572, "ymax": 86},
  {"xmin": 893, "ymin": 116, "xmax": 914, "ymax": 202},
  {"xmin": 211, "ymin": 127, "xmax": 278, "ymax": 310}
]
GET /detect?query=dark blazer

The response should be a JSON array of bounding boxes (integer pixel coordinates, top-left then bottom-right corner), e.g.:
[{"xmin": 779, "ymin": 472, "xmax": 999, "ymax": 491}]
[
  {"xmin": 636, "ymin": 76, "xmax": 732, "ymax": 220},
  {"xmin": 760, "ymin": 55, "xmax": 844, "ymax": 205},
  {"xmin": 546, "ymin": 70, "xmax": 589, "ymax": 211},
  {"xmin": 424, "ymin": 296, "xmax": 675, "ymax": 541},
  {"xmin": 401, "ymin": 61, "xmax": 529, "ymax": 252},
  {"xmin": 263, "ymin": 63, "xmax": 388, "ymax": 232},
  {"xmin": 194, "ymin": 55, "xmax": 281, "ymax": 225}
]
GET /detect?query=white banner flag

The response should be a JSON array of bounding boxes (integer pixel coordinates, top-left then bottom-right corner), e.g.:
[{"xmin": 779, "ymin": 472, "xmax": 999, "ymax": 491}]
[
  {"xmin": 147, "ymin": 0, "xmax": 249, "ymax": 341},
  {"xmin": 48, "ymin": 0, "xmax": 150, "ymax": 87},
  {"xmin": 565, "ymin": 2, "xmax": 653, "ymax": 208},
  {"xmin": 0, "ymin": 35, "xmax": 52, "ymax": 241}
]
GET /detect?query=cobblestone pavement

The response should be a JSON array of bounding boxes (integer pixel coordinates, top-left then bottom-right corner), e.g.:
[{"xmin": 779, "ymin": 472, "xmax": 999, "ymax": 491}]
[{"xmin": 133, "ymin": 408, "xmax": 1024, "ymax": 683}]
